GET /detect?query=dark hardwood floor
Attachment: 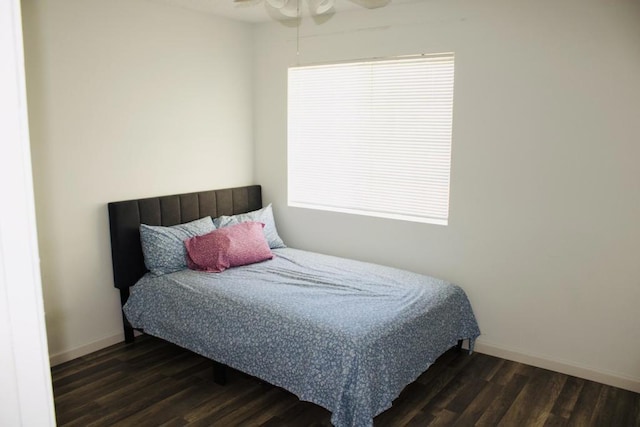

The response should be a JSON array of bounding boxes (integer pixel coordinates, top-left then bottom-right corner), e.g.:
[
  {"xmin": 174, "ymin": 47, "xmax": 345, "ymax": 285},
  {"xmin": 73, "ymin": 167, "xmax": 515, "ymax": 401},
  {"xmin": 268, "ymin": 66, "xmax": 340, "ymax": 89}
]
[{"xmin": 51, "ymin": 335, "xmax": 640, "ymax": 426}]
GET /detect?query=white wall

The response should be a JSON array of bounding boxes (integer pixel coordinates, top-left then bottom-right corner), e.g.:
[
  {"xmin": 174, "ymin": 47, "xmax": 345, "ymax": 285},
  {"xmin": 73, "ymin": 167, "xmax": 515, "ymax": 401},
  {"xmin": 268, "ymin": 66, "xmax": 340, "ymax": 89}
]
[
  {"xmin": 1, "ymin": 0, "xmax": 55, "ymax": 424},
  {"xmin": 254, "ymin": 0, "xmax": 640, "ymax": 389},
  {"xmin": 22, "ymin": 0, "xmax": 255, "ymax": 363}
]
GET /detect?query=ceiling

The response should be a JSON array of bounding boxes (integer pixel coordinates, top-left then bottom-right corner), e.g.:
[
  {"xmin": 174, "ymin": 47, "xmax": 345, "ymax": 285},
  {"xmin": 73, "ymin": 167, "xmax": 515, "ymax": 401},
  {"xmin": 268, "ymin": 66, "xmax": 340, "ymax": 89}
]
[{"xmin": 146, "ymin": 0, "xmax": 422, "ymax": 23}]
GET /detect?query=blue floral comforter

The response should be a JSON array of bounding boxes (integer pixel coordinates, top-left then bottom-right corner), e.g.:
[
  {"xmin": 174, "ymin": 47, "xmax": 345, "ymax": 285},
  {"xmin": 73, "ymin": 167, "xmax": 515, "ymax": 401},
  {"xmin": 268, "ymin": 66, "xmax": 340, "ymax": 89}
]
[{"xmin": 124, "ymin": 248, "xmax": 480, "ymax": 427}]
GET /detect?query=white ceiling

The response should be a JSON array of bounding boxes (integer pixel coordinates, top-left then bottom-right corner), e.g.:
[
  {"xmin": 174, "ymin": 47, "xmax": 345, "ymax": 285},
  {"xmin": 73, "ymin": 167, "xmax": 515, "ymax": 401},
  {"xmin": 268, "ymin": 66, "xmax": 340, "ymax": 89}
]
[{"xmin": 146, "ymin": 0, "xmax": 422, "ymax": 23}]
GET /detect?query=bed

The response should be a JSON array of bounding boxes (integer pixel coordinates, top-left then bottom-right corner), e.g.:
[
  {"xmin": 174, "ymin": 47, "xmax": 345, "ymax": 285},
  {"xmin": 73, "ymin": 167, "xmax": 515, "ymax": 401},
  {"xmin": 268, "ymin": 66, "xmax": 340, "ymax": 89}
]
[{"xmin": 108, "ymin": 185, "xmax": 480, "ymax": 427}]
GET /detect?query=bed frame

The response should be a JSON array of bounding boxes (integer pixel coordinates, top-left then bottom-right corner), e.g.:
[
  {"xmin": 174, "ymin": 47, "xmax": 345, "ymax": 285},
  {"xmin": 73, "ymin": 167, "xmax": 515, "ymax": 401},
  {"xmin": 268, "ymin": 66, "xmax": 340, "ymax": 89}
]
[
  {"xmin": 108, "ymin": 185, "xmax": 262, "ymax": 344},
  {"xmin": 108, "ymin": 184, "xmax": 466, "ymax": 393}
]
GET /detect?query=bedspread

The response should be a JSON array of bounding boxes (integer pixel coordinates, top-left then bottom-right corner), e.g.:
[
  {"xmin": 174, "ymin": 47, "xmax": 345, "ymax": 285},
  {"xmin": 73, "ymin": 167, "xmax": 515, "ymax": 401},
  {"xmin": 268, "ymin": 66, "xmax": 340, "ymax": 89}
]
[{"xmin": 123, "ymin": 248, "xmax": 480, "ymax": 427}]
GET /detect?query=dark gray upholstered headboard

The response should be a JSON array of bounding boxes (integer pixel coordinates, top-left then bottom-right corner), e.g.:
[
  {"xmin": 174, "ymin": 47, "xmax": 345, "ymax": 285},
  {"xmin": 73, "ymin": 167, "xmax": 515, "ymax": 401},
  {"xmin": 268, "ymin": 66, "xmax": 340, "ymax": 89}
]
[{"xmin": 108, "ymin": 185, "xmax": 262, "ymax": 291}]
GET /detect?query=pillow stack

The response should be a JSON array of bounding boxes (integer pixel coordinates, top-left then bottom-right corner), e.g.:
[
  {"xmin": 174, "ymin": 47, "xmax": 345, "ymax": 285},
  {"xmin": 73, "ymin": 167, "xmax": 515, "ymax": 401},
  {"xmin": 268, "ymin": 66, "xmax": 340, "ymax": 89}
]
[{"xmin": 139, "ymin": 204, "xmax": 285, "ymax": 274}]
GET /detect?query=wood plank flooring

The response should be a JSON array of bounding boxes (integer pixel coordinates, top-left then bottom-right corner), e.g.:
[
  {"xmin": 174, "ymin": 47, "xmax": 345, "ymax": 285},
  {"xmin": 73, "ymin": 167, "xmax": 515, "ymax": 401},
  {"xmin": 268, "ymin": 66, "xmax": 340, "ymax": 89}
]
[{"xmin": 51, "ymin": 335, "xmax": 640, "ymax": 426}]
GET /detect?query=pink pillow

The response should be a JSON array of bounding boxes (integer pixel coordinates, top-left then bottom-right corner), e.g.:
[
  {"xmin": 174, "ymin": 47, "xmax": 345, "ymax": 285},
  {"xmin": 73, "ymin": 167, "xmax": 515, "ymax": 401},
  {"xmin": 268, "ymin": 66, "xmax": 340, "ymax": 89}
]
[{"xmin": 184, "ymin": 221, "xmax": 273, "ymax": 273}]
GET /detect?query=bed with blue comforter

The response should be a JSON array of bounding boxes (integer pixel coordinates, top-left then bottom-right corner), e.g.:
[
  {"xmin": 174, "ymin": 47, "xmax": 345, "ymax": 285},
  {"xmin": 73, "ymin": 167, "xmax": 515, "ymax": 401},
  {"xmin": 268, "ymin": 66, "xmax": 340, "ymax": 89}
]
[
  {"xmin": 123, "ymin": 247, "xmax": 480, "ymax": 427},
  {"xmin": 108, "ymin": 185, "xmax": 480, "ymax": 427}
]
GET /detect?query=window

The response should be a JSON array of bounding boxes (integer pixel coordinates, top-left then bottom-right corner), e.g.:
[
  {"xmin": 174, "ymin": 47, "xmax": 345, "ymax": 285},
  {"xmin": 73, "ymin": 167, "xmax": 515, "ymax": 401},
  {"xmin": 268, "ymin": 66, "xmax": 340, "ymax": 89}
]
[{"xmin": 288, "ymin": 53, "xmax": 455, "ymax": 226}]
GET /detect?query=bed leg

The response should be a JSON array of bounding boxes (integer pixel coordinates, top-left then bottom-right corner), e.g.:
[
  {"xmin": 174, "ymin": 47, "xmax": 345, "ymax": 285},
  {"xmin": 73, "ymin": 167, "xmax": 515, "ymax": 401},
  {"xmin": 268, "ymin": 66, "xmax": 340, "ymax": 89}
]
[
  {"xmin": 123, "ymin": 321, "xmax": 135, "ymax": 344},
  {"xmin": 213, "ymin": 361, "xmax": 227, "ymax": 385},
  {"xmin": 457, "ymin": 339, "xmax": 464, "ymax": 351},
  {"xmin": 120, "ymin": 288, "xmax": 135, "ymax": 344}
]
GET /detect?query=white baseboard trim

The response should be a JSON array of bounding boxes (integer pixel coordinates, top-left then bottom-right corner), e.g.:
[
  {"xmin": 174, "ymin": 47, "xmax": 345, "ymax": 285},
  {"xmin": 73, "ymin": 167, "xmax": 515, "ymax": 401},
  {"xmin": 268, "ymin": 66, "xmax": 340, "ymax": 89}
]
[
  {"xmin": 49, "ymin": 334, "xmax": 640, "ymax": 394},
  {"xmin": 474, "ymin": 340, "xmax": 640, "ymax": 394},
  {"xmin": 49, "ymin": 333, "xmax": 123, "ymax": 367}
]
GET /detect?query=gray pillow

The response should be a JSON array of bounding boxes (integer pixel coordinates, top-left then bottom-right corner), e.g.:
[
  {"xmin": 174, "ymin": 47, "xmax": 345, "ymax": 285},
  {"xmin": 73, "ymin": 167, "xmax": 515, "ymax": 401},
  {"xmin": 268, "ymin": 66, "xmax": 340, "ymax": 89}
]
[
  {"xmin": 140, "ymin": 216, "xmax": 215, "ymax": 275},
  {"xmin": 213, "ymin": 204, "xmax": 286, "ymax": 249}
]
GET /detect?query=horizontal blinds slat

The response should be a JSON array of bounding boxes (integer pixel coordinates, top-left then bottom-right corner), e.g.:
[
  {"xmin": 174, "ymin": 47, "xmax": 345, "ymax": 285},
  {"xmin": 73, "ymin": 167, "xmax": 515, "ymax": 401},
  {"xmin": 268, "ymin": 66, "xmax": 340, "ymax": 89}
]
[{"xmin": 288, "ymin": 54, "xmax": 454, "ymax": 224}]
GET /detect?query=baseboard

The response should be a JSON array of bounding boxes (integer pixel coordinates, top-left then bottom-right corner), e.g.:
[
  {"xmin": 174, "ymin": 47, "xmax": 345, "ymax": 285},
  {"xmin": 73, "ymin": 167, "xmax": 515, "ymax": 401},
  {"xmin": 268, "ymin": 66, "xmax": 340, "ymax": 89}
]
[
  {"xmin": 49, "ymin": 333, "xmax": 123, "ymax": 367},
  {"xmin": 474, "ymin": 339, "xmax": 640, "ymax": 394},
  {"xmin": 49, "ymin": 334, "xmax": 640, "ymax": 393}
]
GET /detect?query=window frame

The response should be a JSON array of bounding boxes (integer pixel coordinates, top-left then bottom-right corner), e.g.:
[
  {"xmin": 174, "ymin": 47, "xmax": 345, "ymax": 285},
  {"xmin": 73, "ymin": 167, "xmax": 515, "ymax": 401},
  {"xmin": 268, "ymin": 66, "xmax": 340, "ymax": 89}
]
[{"xmin": 287, "ymin": 53, "xmax": 455, "ymax": 226}]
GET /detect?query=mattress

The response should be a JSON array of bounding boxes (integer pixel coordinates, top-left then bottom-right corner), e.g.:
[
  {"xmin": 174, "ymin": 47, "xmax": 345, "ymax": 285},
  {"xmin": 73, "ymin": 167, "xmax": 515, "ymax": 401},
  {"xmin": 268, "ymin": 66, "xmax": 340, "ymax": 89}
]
[{"xmin": 123, "ymin": 248, "xmax": 480, "ymax": 427}]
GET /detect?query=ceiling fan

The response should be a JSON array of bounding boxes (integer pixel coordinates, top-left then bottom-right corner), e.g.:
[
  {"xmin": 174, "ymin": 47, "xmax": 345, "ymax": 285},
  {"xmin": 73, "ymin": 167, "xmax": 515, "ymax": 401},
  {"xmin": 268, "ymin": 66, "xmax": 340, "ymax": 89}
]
[{"xmin": 233, "ymin": 0, "xmax": 391, "ymax": 18}]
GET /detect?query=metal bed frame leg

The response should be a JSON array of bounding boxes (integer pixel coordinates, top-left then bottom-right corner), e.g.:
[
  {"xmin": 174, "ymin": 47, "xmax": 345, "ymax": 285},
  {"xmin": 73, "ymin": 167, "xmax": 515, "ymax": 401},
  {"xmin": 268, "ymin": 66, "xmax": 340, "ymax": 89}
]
[
  {"xmin": 213, "ymin": 361, "xmax": 227, "ymax": 385},
  {"xmin": 123, "ymin": 321, "xmax": 135, "ymax": 344},
  {"xmin": 120, "ymin": 288, "xmax": 135, "ymax": 344},
  {"xmin": 457, "ymin": 338, "xmax": 476, "ymax": 355}
]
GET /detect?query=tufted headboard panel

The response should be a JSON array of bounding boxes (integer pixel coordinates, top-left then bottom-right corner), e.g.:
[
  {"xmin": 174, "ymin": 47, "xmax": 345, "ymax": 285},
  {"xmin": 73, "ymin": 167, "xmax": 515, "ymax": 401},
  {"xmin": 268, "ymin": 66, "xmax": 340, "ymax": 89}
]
[{"xmin": 108, "ymin": 185, "xmax": 262, "ymax": 291}]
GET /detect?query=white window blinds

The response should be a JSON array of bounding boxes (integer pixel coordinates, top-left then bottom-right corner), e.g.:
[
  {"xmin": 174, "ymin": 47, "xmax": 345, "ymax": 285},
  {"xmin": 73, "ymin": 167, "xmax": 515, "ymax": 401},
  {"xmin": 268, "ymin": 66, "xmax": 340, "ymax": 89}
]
[{"xmin": 288, "ymin": 53, "xmax": 455, "ymax": 225}]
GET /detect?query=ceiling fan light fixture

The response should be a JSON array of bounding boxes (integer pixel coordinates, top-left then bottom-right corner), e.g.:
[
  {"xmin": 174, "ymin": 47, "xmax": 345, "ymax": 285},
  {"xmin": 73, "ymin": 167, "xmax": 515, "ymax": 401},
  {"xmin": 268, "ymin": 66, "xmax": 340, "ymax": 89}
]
[
  {"xmin": 308, "ymin": 0, "xmax": 335, "ymax": 15},
  {"xmin": 272, "ymin": 0, "xmax": 300, "ymax": 17}
]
